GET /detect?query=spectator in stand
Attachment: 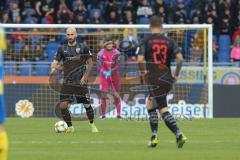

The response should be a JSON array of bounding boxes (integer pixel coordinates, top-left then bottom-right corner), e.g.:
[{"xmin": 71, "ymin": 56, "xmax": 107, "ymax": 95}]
[
  {"xmin": 166, "ymin": 0, "xmax": 175, "ymax": 24},
  {"xmin": 230, "ymin": 35, "xmax": 240, "ymax": 63},
  {"xmin": 0, "ymin": 12, "xmax": 11, "ymax": 23},
  {"xmin": 20, "ymin": 0, "xmax": 35, "ymax": 20},
  {"xmin": 9, "ymin": 1, "xmax": 21, "ymax": 23},
  {"xmin": 122, "ymin": 10, "xmax": 136, "ymax": 24},
  {"xmin": 104, "ymin": 0, "xmax": 120, "ymax": 18},
  {"xmin": 137, "ymin": 0, "xmax": 153, "ymax": 24},
  {"xmin": 176, "ymin": 0, "xmax": 187, "ymax": 22},
  {"xmin": 213, "ymin": 39, "xmax": 218, "ymax": 62},
  {"xmin": 35, "ymin": 0, "xmax": 55, "ymax": 23},
  {"xmin": 123, "ymin": 0, "xmax": 136, "ymax": 14},
  {"xmin": 23, "ymin": 9, "xmax": 38, "ymax": 24},
  {"xmin": 74, "ymin": 13, "xmax": 88, "ymax": 24},
  {"xmin": 152, "ymin": 0, "xmax": 166, "ymax": 15},
  {"xmin": 190, "ymin": 7, "xmax": 203, "ymax": 23},
  {"xmin": 155, "ymin": 6, "xmax": 167, "ymax": 23},
  {"xmin": 220, "ymin": 15, "xmax": 232, "ymax": 35},
  {"xmin": 105, "ymin": 10, "xmax": 120, "ymax": 24},
  {"xmin": 90, "ymin": 10, "xmax": 104, "ymax": 24},
  {"xmin": 74, "ymin": 2, "xmax": 87, "ymax": 17},
  {"xmin": 57, "ymin": 4, "xmax": 73, "ymax": 24}
]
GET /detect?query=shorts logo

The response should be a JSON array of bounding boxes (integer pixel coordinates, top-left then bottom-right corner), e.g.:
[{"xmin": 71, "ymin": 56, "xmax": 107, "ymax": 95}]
[{"xmin": 76, "ymin": 48, "xmax": 81, "ymax": 53}]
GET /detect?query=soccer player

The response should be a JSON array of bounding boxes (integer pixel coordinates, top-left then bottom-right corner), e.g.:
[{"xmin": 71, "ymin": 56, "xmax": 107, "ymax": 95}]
[
  {"xmin": 97, "ymin": 37, "xmax": 122, "ymax": 119},
  {"xmin": 50, "ymin": 27, "xmax": 98, "ymax": 133},
  {"xmin": 0, "ymin": 27, "xmax": 8, "ymax": 160},
  {"xmin": 136, "ymin": 16, "xmax": 187, "ymax": 148}
]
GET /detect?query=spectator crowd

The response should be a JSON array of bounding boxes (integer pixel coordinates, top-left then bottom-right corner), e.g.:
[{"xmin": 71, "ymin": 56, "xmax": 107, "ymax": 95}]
[{"xmin": 0, "ymin": 0, "xmax": 240, "ymax": 63}]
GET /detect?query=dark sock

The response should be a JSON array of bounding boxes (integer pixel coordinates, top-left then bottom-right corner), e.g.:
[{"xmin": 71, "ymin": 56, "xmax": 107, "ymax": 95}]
[
  {"xmin": 85, "ymin": 105, "xmax": 94, "ymax": 124},
  {"xmin": 60, "ymin": 108, "xmax": 72, "ymax": 127},
  {"xmin": 148, "ymin": 109, "xmax": 158, "ymax": 136},
  {"xmin": 162, "ymin": 111, "xmax": 181, "ymax": 137}
]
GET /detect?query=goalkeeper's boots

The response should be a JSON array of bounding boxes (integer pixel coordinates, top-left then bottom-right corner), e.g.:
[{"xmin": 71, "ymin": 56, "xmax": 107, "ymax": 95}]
[
  {"xmin": 90, "ymin": 123, "xmax": 99, "ymax": 133},
  {"xmin": 176, "ymin": 133, "xmax": 187, "ymax": 148},
  {"xmin": 66, "ymin": 126, "xmax": 75, "ymax": 133},
  {"xmin": 148, "ymin": 135, "xmax": 158, "ymax": 148}
]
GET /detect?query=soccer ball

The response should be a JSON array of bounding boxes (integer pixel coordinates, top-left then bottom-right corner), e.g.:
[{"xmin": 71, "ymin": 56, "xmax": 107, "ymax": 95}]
[{"xmin": 54, "ymin": 121, "xmax": 68, "ymax": 133}]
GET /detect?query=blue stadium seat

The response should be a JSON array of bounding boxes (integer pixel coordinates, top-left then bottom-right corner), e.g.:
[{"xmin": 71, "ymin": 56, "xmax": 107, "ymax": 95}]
[
  {"xmin": 218, "ymin": 35, "xmax": 231, "ymax": 62},
  {"xmin": 45, "ymin": 42, "xmax": 60, "ymax": 61},
  {"xmin": 4, "ymin": 61, "xmax": 17, "ymax": 76},
  {"xmin": 19, "ymin": 62, "xmax": 32, "ymax": 76},
  {"xmin": 35, "ymin": 62, "xmax": 50, "ymax": 76}
]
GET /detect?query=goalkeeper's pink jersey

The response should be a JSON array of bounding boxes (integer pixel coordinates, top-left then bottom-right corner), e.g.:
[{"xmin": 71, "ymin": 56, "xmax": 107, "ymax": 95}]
[
  {"xmin": 97, "ymin": 48, "xmax": 121, "ymax": 92},
  {"xmin": 97, "ymin": 48, "xmax": 120, "ymax": 72}
]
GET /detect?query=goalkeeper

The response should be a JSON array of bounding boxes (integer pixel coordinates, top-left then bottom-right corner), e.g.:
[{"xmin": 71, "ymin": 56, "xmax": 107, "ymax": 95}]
[
  {"xmin": 0, "ymin": 27, "xmax": 8, "ymax": 160},
  {"xmin": 97, "ymin": 37, "xmax": 122, "ymax": 119}
]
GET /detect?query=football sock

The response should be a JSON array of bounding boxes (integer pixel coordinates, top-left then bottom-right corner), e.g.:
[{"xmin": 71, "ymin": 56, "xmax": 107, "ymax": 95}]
[
  {"xmin": 85, "ymin": 105, "xmax": 94, "ymax": 124},
  {"xmin": 148, "ymin": 109, "xmax": 158, "ymax": 135},
  {"xmin": 115, "ymin": 97, "xmax": 121, "ymax": 116},
  {"xmin": 60, "ymin": 108, "xmax": 72, "ymax": 127},
  {"xmin": 101, "ymin": 97, "xmax": 106, "ymax": 116},
  {"xmin": 162, "ymin": 111, "xmax": 181, "ymax": 136}
]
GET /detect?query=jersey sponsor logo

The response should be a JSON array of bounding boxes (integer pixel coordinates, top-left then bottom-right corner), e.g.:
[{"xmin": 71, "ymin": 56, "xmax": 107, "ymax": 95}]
[{"xmin": 76, "ymin": 47, "xmax": 81, "ymax": 53}]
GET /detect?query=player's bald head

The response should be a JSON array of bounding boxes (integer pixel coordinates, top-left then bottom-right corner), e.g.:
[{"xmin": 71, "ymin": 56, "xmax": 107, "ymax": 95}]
[
  {"xmin": 66, "ymin": 27, "xmax": 77, "ymax": 44},
  {"xmin": 66, "ymin": 27, "xmax": 77, "ymax": 35}
]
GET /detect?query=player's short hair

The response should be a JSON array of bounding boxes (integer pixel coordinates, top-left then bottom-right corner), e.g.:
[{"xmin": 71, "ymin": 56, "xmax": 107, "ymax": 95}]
[{"xmin": 150, "ymin": 16, "xmax": 163, "ymax": 28}]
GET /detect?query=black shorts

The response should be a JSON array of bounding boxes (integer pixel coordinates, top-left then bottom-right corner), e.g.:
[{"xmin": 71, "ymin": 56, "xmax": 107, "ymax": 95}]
[
  {"xmin": 60, "ymin": 94, "xmax": 90, "ymax": 104},
  {"xmin": 148, "ymin": 72, "xmax": 173, "ymax": 109}
]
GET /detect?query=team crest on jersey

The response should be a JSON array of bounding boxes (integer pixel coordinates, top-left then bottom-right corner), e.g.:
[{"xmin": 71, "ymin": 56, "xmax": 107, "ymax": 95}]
[{"xmin": 76, "ymin": 48, "xmax": 81, "ymax": 53}]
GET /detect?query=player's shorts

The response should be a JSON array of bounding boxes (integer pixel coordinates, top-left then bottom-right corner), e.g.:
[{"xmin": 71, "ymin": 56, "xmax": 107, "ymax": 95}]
[
  {"xmin": 100, "ymin": 74, "xmax": 121, "ymax": 92},
  {"xmin": 148, "ymin": 71, "xmax": 174, "ymax": 109},
  {"xmin": 60, "ymin": 94, "xmax": 90, "ymax": 104},
  {"xmin": 0, "ymin": 95, "xmax": 5, "ymax": 124}
]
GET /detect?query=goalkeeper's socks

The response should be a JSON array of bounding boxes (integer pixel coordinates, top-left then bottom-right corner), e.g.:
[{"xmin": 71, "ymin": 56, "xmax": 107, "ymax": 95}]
[
  {"xmin": 0, "ymin": 131, "xmax": 8, "ymax": 160},
  {"xmin": 85, "ymin": 105, "xmax": 94, "ymax": 124},
  {"xmin": 101, "ymin": 98, "xmax": 106, "ymax": 117},
  {"xmin": 162, "ymin": 111, "xmax": 179, "ymax": 136},
  {"xmin": 148, "ymin": 109, "xmax": 158, "ymax": 134},
  {"xmin": 60, "ymin": 108, "xmax": 72, "ymax": 127},
  {"xmin": 115, "ymin": 97, "xmax": 121, "ymax": 116}
]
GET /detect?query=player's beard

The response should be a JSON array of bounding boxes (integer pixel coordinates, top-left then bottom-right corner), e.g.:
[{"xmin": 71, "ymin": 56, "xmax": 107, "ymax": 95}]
[{"xmin": 68, "ymin": 38, "xmax": 76, "ymax": 44}]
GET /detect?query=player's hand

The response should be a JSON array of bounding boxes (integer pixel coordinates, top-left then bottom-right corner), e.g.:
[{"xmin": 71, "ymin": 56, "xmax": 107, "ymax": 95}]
[
  {"xmin": 80, "ymin": 76, "xmax": 88, "ymax": 85},
  {"xmin": 173, "ymin": 75, "xmax": 178, "ymax": 82}
]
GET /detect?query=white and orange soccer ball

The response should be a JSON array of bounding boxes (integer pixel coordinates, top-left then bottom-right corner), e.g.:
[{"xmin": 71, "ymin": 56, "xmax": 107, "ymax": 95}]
[{"xmin": 54, "ymin": 121, "xmax": 68, "ymax": 133}]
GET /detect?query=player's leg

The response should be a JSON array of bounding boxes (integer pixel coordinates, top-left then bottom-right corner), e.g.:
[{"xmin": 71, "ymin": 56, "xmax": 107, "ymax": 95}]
[
  {"xmin": 146, "ymin": 97, "xmax": 159, "ymax": 148},
  {"xmin": 0, "ymin": 96, "xmax": 8, "ymax": 160},
  {"xmin": 76, "ymin": 95, "xmax": 99, "ymax": 133},
  {"xmin": 0, "ymin": 125, "xmax": 8, "ymax": 160},
  {"xmin": 157, "ymin": 97, "xmax": 187, "ymax": 148},
  {"xmin": 59, "ymin": 94, "xmax": 74, "ymax": 132},
  {"xmin": 100, "ymin": 76, "xmax": 108, "ymax": 119},
  {"xmin": 100, "ymin": 93, "xmax": 107, "ymax": 119},
  {"xmin": 111, "ymin": 75, "xmax": 122, "ymax": 119}
]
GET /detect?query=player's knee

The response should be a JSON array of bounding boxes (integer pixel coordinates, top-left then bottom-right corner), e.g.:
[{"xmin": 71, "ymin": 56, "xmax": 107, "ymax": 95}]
[
  {"xmin": 147, "ymin": 98, "xmax": 154, "ymax": 110},
  {"xmin": 159, "ymin": 107, "xmax": 169, "ymax": 115},
  {"xmin": 83, "ymin": 104, "xmax": 91, "ymax": 108},
  {"xmin": 59, "ymin": 102, "xmax": 69, "ymax": 109}
]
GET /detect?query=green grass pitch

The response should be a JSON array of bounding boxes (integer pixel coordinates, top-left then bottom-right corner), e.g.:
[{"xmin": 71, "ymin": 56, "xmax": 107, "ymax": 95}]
[{"xmin": 6, "ymin": 118, "xmax": 240, "ymax": 160}]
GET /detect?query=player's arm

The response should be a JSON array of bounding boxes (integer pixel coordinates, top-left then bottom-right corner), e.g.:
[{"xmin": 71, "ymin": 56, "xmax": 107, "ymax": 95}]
[
  {"xmin": 50, "ymin": 47, "xmax": 63, "ymax": 74},
  {"xmin": 80, "ymin": 46, "xmax": 93, "ymax": 85},
  {"xmin": 136, "ymin": 40, "xmax": 147, "ymax": 74},
  {"xmin": 173, "ymin": 41, "xmax": 183, "ymax": 81}
]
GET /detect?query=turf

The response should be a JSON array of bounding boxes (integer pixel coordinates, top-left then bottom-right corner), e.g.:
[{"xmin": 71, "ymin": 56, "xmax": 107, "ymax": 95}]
[{"xmin": 5, "ymin": 118, "xmax": 240, "ymax": 160}]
